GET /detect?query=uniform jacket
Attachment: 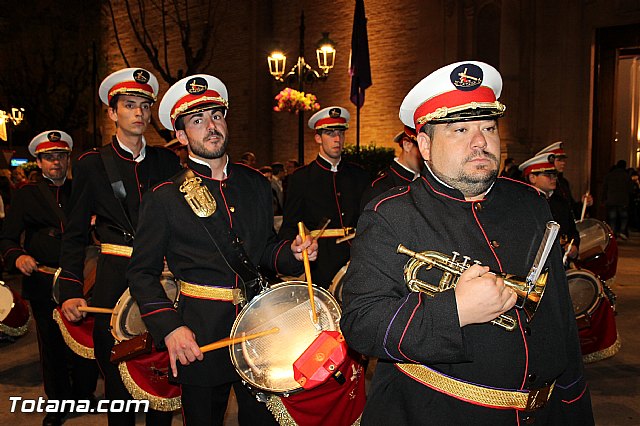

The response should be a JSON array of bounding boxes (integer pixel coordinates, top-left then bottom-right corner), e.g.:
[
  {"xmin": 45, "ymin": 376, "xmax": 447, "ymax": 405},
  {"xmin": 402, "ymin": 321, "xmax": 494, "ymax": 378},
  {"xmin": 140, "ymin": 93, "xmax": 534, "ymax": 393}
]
[
  {"xmin": 126, "ymin": 159, "xmax": 303, "ymax": 386},
  {"xmin": 0, "ymin": 179, "xmax": 71, "ymax": 300},
  {"xmin": 59, "ymin": 137, "xmax": 181, "ymax": 308},
  {"xmin": 548, "ymin": 191, "xmax": 580, "ymax": 252},
  {"xmin": 278, "ymin": 155, "xmax": 369, "ymax": 288},
  {"xmin": 340, "ymin": 167, "xmax": 593, "ymax": 426},
  {"xmin": 360, "ymin": 159, "xmax": 417, "ymax": 211}
]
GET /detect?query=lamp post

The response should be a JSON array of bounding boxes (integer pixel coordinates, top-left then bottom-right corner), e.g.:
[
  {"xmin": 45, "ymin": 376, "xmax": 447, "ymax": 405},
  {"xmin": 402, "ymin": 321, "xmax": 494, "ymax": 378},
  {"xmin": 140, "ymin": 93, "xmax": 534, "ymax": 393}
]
[
  {"xmin": 268, "ymin": 11, "xmax": 336, "ymax": 165},
  {"xmin": 0, "ymin": 107, "xmax": 26, "ymax": 150}
]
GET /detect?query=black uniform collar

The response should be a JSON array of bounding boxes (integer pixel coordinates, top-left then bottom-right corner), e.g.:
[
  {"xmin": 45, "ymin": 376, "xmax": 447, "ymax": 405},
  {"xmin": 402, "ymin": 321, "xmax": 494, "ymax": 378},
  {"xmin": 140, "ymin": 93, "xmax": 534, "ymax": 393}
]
[
  {"xmin": 390, "ymin": 159, "xmax": 417, "ymax": 182},
  {"xmin": 419, "ymin": 162, "xmax": 495, "ymax": 203},
  {"xmin": 110, "ymin": 135, "xmax": 147, "ymax": 161},
  {"xmin": 186, "ymin": 155, "xmax": 229, "ymax": 180},
  {"xmin": 315, "ymin": 154, "xmax": 341, "ymax": 172}
]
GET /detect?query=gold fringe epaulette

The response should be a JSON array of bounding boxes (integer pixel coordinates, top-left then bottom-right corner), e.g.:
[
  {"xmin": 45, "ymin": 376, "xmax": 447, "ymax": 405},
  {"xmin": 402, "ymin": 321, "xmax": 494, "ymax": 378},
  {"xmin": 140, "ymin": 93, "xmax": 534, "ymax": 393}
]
[
  {"xmin": 51, "ymin": 309, "xmax": 95, "ymax": 359},
  {"xmin": 0, "ymin": 312, "xmax": 30, "ymax": 337},
  {"xmin": 583, "ymin": 333, "xmax": 622, "ymax": 364},
  {"xmin": 118, "ymin": 362, "xmax": 181, "ymax": 412}
]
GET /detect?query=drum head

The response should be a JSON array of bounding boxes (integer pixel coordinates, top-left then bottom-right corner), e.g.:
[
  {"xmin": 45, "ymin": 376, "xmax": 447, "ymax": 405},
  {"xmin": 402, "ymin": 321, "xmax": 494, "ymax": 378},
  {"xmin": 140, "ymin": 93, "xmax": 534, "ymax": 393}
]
[
  {"xmin": 576, "ymin": 219, "xmax": 610, "ymax": 258},
  {"xmin": 0, "ymin": 284, "xmax": 14, "ymax": 322},
  {"xmin": 111, "ymin": 274, "xmax": 178, "ymax": 342},
  {"xmin": 230, "ymin": 282, "xmax": 341, "ymax": 394},
  {"xmin": 567, "ymin": 269, "xmax": 603, "ymax": 317}
]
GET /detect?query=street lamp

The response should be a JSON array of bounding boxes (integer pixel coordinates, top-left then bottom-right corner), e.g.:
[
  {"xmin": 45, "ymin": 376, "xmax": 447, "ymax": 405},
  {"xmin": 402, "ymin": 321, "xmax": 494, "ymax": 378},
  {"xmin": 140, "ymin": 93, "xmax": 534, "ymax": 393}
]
[
  {"xmin": 267, "ymin": 11, "xmax": 336, "ymax": 165},
  {"xmin": 0, "ymin": 107, "xmax": 25, "ymax": 149}
]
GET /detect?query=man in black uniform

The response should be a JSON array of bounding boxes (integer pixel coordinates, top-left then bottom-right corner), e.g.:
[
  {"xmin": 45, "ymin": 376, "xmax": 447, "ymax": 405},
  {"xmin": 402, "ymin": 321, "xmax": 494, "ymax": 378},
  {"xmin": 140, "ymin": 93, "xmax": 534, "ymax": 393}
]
[
  {"xmin": 279, "ymin": 106, "xmax": 369, "ymax": 289},
  {"xmin": 340, "ymin": 61, "xmax": 593, "ymax": 425},
  {"xmin": 0, "ymin": 131, "xmax": 99, "ymax": 426},
  {"xmin": 536, "ymin": 141, "xmax": 592, "ymax": 219},
  {"xmin": 126, "ymin": 74, "xmax": 318, "ymax": 425},
  {"xmin": 520, "ymin": 153, "xmax": 580, "ymax": 263},
  {"xmin": 360, "ymin": 125, "xmax": 422, "ymax": 209},
  {"xmin": 60, "ymin": 68, "xmax": 181, "ymax": 426}
]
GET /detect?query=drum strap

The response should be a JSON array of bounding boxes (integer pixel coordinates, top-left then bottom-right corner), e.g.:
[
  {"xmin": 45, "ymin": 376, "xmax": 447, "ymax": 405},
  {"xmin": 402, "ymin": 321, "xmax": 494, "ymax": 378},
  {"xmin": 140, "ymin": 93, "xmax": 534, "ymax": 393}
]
[
  {"xmin": 36, "ymin": 180, "xmax": 66, "ymax": 227},
  {"xmin": 100, "ymin": 143, "xmax": 136, "ymax": 237},
  {"xmin": 175, "ymin": 169, "xmax": 264, "ymax": 303}
]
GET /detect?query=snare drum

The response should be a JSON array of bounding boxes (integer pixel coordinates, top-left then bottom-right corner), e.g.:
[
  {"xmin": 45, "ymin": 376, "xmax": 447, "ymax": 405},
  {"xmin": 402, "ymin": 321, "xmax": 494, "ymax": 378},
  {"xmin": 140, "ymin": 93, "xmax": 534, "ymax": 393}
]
[
  {"xmin": 110, "ymin": 274, "xmax": 178, "ymax": 342},
  {"xmin": 51, "ymin": 245, "xmax": 100, "ymax": 304},
  {"xmin": 566, "ymin": 269, "xmax": 603, "ymax": 320},
  {"xmin": 0, "ymin": 281, "xmax": 30, "ymax": 337},
  {"xmin": 575, "ymin": 218, "xmax": 618, "ymax": 280},
  {"xmin": 230, "ymin": 282, "xmax": 342, "ymax": 394},
  {"xmin": 329, "ymin": 262, "xmax": 350, "ymax": 305}
]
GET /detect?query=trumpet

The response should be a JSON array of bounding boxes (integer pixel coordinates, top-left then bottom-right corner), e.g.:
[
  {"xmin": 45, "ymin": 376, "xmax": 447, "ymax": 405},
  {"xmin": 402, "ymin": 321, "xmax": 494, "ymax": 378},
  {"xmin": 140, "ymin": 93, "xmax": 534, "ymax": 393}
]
[{"xmin": 397, "ymin": 245, "xmax": 548, "ymax": 331}]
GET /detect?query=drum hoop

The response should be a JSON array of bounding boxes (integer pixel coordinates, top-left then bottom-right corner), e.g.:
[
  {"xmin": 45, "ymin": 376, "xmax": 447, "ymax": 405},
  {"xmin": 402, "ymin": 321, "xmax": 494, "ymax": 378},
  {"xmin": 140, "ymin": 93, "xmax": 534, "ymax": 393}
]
[
  {"xmin": 0, "ymin": 284, "xmax": 14, "ymax": 321},
  {"xmin": 111, "ymin": 275, "xmax": 178, "ymax": 342},
  {"xmin": 229, "ymin": 281, "xmax": 342, "ymax": 394},
  {"xmin": 567, "ymin": 269, "xmax": 604, "ymax": 318}
]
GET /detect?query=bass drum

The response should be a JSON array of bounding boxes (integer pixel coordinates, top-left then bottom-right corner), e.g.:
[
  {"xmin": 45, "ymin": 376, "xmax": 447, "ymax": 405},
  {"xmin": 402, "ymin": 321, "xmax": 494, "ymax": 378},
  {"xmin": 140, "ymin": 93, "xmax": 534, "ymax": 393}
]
[
  {"xmin": 229, "ymin": 281, "xmax": 341, "ymax": 395},
  {"xmin": 0, "ymin": 281, "xmax": 30, "ymax": 337},
  {"xmin": 110, "ymin": 273, "xmax": 178, "ymax": 342},
  {"xmin": 567, "ymin": 269, "xmax": 603, "ymax": 320},
  {"xmin": 328, "ymin": 262, "xmax": 350, "ymax": 305},
  {"xmin": 575, "ymin": 218, "xmax": 618, "ymax": 281}
]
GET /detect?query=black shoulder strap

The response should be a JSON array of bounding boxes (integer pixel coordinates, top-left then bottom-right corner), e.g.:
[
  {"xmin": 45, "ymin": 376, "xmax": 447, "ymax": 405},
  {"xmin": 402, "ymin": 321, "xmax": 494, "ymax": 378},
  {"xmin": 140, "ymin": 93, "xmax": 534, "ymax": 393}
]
[
  {"xmin": 100, "ymin": 144, "xmax": 127, "ymax": 200},
  {"xmin": 100, "ymin": 144, "xmax": 136, "ymax": 235},
  {"xmin": 35, "ymin": 180, "xmax": 66, "ymax": 226},
  {"xmin": 175, "ymin": 169, "xmax": 261, "ymax": 287}
]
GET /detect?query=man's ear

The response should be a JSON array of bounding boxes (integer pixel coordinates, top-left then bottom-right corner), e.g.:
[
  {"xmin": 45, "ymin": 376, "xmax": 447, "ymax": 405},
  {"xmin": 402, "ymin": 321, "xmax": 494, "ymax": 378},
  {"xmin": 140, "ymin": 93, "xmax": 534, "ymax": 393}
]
[
  {"xmin": 176, "ymin": 130, "xmax": 189, "ymax": 146},
  {"xmin": 107, "ymin": 107, "xmax": 118, "ymax": 123},
  {"xmin": 314, "ymin": 133, "xmax": 322, "ymax": 145},
  {"xmin": 417, "ymin": 132, "xmax": 431, "ymax": 162}
]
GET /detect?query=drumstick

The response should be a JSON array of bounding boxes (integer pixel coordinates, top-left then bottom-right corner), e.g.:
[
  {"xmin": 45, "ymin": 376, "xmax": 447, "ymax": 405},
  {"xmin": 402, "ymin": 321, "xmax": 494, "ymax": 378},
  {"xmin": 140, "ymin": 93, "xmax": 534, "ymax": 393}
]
[
  {"xmin": 200, "ymin": 327, "xmax": 280, "ymax": 353},
  {"xmin": 298, "ymin": 222, "xmax": 318, "ymax": 324},
  {"xmin": 312, "ymin": 218, "xmax": 331, "ymax": 240},
  {"xmin": 580, "ymin": 191, "xmax": 589, "ymax": 222},
  {"xmin": 37, "ymin": 265, "xmax": 58, "ymax": 275},
  {"xmin": 78, "ymin": 306, "xmax": 114, "ymax": 314},
  {"xmin": 562, "ymin": 239, "xmax": 575, "ymax": 265}
]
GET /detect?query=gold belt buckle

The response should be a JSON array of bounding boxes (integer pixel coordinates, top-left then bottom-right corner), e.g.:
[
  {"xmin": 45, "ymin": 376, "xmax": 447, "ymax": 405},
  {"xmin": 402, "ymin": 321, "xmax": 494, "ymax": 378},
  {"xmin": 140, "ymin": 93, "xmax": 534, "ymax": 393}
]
[
  {"xmin": 231, "ymin": 288, "xmax": 245, "ymax": 306},
  {"xmin": 525, "ymin": 382, "xmax": 554, "ymax": 411}
]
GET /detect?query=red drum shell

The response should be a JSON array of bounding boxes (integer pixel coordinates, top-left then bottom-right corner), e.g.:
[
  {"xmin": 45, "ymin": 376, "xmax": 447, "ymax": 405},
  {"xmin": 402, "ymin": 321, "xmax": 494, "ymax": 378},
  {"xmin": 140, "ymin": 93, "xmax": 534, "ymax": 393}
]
[
  {"xmin": 118, "ymin": 348, "xmax": 181, "ymax": 411},
  {"xmin": 52, "ymin": 307, "xmax": 95, "ymax": 359},
  {"xmin": 0, "ymin": 283, "xmax": 30, "ymax": 337},
  {"xmin": 579, "ymin": 296, "xmax": 620, "ymax": 363},
  {"xmin": 266, "ymin": 349, "xmax": 366, "ymax": 426}
]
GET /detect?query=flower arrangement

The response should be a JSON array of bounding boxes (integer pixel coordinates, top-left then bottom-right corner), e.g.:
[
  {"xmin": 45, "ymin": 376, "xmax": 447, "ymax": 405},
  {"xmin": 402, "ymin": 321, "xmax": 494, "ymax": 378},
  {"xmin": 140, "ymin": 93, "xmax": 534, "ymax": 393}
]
[{"xmin": 273, "ymin": 88, "xmax": 320, "ymax": 114}]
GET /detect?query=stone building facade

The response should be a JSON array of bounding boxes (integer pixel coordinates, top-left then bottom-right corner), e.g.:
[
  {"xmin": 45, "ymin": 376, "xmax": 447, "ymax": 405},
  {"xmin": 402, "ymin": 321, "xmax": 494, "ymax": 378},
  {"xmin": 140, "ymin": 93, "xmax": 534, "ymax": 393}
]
[{"xmin": 100, "ymin": 0, "xmax": 640, "ymax": 211}]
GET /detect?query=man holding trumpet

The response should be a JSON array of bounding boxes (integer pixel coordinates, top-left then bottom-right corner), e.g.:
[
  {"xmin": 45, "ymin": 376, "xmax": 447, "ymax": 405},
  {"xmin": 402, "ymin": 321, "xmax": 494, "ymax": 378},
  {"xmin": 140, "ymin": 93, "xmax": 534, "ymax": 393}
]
[{"xmin": 340, "ymin": 61, "xmax": 593, "ymax": 425}]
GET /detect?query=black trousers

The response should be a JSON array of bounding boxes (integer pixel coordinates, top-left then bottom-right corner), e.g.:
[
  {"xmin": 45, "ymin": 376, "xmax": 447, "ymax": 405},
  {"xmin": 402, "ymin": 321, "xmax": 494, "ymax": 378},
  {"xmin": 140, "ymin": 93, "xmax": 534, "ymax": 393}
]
[
  {"xmin": 180, "ymin": 381, "xmax": 278, "ymax": 426},
  {"xmin": 30, "ymin": 297, "xmax": 99, "ymax": 401},
  {"xmin": 94, "ymin": 315, "xmax": 173, "ymax": 426}
]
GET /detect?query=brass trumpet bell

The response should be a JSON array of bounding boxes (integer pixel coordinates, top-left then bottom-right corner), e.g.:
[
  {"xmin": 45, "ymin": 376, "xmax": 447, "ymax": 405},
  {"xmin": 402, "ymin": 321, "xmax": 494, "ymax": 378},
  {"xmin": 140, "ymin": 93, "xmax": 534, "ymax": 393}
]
[{"xmin": 397, "ymin": 245, "xmax": 548, "ymax": 331}]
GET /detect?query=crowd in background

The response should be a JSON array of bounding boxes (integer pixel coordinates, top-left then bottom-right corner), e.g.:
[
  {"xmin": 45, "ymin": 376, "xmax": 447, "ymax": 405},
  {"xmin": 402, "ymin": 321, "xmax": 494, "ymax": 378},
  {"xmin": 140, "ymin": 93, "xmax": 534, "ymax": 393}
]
[{"xmin": 500, "ymin": 157, "xmax": 640, "ymax": 239}]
